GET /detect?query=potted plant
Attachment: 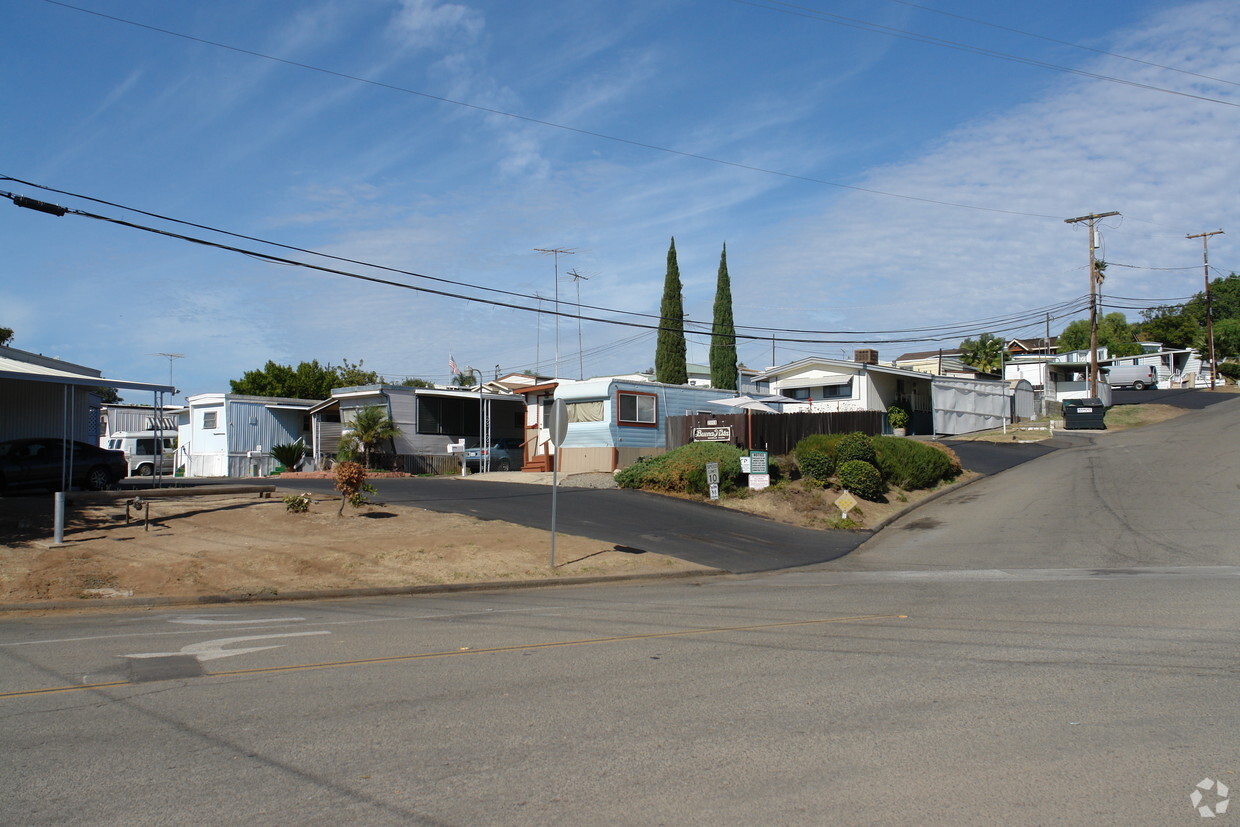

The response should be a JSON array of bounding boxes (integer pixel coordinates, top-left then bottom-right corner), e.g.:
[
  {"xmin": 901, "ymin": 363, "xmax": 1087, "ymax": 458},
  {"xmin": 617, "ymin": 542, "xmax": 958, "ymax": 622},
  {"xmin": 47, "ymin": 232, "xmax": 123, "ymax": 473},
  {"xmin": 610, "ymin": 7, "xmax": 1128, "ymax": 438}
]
[{"xmin": 888, "ymin": 405, "xmax": 910, "ymax": 436}]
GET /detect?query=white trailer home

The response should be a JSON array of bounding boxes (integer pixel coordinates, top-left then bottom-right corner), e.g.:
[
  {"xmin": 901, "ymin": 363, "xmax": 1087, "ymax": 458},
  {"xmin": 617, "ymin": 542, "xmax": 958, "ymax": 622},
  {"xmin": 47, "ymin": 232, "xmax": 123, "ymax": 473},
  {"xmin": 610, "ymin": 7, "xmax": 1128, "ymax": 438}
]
[{"xmin": 179, "ymin": 393, "xmax": 315, "ymax": 477}]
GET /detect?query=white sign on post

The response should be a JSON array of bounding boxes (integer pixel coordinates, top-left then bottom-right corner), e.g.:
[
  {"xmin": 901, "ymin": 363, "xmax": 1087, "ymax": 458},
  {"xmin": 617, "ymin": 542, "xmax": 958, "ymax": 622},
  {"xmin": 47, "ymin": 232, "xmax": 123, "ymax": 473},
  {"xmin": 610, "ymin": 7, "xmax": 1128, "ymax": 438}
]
[{"xmin": 705, "ymin": 462, "xmax": 720, "ymax": 500}]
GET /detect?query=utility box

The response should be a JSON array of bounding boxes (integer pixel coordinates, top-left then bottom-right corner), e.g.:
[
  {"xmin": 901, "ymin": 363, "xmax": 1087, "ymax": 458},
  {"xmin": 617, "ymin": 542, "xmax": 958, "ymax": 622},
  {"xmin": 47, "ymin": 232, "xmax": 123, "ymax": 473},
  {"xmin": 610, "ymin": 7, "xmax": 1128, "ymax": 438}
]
[{"xmin": 1062, "ymin": 398, "xmax": 1106, "ymax": 430}]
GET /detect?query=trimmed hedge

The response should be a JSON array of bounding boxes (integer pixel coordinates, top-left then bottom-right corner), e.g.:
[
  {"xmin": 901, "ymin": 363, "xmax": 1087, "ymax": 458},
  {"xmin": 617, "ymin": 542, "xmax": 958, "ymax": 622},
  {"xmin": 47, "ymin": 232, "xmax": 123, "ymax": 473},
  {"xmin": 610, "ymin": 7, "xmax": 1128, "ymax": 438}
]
[
  {"xmin": 616, "ymin": 442, "xmax": 745, "ymax": 495},
  {"xmin": 797, "ymin": 448, "xmax": 834, "ymax": 482},
  {"xmin": 836, "ymin": 432, "xmax": 877, "ymax": 466},
  {"xmin": 837, "ymin": 459, "xmax": 885, "ymax": 501},
  {"xmin": 872, "ymin": 436, "xmax": 960, "ymax": 490}
]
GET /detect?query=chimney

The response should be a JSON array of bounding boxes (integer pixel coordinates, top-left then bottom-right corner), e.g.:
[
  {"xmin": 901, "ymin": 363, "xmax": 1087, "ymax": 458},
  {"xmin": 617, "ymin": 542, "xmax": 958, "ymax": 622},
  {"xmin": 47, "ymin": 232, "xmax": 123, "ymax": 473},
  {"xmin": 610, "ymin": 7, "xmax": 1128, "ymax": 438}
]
[{"xmin": 854, "ymin": 348, "xmax": 879, "ymax": 365}]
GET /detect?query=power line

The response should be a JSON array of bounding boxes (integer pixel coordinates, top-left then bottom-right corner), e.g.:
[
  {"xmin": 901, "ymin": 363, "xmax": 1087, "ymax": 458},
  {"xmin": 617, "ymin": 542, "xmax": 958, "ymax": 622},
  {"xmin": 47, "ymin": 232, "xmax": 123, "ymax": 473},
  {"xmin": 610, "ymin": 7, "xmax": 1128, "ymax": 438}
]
[
  {"xmin": 1, "ymin": 186, "xmax": 1187, "ymax": 350},
  {"xmin": 0, "ymin": 176, "xmax": 1091, "ymax": 339}
]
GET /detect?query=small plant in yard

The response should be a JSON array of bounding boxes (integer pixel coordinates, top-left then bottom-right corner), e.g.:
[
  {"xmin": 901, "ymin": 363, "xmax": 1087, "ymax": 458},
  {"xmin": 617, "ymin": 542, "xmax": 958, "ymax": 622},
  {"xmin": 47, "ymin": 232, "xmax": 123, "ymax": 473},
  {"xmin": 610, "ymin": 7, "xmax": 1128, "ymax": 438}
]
[
  {"xmin": 334, "ymin": 461, "xmax": 371, "ymax": 516},
  {"xmin": 348, "ymin": 483, "xmax": 378, "ymax": 508},
  {"xmin": 837, "ymin": 459, "xmax": 885, "ymax": 501},
  {"xmin": 887, "ymin": 406, "xmax": 909, "ymax": 431},
  {"xmin": 283, "ymin": 492, "xmax": 313, "ymax": 513},
  {"xmin": 270, "ymin": 442, "xmax": 306, "ymax": 473}
]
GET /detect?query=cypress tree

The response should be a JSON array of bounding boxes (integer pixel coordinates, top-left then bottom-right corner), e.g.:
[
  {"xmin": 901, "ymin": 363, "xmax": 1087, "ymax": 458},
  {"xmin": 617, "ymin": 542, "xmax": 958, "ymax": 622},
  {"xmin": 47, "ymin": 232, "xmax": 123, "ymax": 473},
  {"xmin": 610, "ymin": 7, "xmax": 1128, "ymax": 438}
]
[
  {"xmin": 654, "ymin": 237, "xmax": 688, "ymax": 384},
  {"xmin": 709, "ymin": 242, "xmax": 738, "ymax": 390}
]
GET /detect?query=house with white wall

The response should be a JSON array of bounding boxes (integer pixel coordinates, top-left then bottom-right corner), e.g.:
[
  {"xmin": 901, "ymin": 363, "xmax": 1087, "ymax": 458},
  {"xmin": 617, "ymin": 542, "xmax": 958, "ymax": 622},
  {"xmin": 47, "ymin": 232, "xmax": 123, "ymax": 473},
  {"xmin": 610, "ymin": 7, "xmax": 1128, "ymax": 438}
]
[
  {"xmin": 517, "ymin": 378, "xmax": 752, "ymax": 474},
  {"xmin": 179, "ymin": 393, "xmax": 316, "ymax": 477}
]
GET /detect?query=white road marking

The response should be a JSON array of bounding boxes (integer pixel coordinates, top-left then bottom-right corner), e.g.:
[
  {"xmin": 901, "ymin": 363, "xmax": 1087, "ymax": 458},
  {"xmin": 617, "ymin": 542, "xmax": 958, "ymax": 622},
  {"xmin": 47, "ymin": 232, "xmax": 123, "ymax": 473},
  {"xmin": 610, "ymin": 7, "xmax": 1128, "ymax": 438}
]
[
  {"xmin": 124, "ymin": 631, "xmax": 331, "ymax": 662},
  {"xmin": 168, "ymin": 615, "xmax": 307, "ymax": 626},
  {"xmin": 0, "ymin": 605, "xmax": 570, "ymax": 648}
]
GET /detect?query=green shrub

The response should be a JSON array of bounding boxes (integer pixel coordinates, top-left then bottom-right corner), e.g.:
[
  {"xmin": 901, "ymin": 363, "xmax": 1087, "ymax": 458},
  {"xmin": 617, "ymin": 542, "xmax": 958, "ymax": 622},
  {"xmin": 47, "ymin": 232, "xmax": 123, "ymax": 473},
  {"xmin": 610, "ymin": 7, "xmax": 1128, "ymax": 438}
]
[
  {"xmin": 836, "ymin": 432, "xmax": 877, "ymax": 466},
  {"xmin": 794, "ymin": 433, "xmax": 845, "ymax": 459},
  {"xmin": 837, "ymin": 459, "xmax": 885, "ymax": 501},
  {"xmin": 615, "ymin": 442, "xmax": 745, "ymax": 495},
  {"xmin": 270, "ymin": 442, "xmax": 306, "ymax": 471},
  {"xmin": 872, "ymin": 436, "xmax": 957, "ymax": 490},
  {"xmin": 1219, "ymin": 362, "xmax": 1240, "ymax": 382},
  {"xmin": 283, "ymin": 492, "xmax": 313, "ymax": 513},
  {"xmin": 926, "ymin": 442, "xmax": 963, "ymax": 476},
  {"xmin": 797, "ymin": 448, "xmax": 834, "ymax": 481}
]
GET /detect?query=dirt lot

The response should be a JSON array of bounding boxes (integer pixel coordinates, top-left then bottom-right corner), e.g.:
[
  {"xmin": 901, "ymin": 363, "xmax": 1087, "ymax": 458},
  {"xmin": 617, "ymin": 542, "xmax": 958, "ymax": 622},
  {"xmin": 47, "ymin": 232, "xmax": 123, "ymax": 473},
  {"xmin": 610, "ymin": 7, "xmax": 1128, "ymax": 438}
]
[
  {"xmin": 714, "ymin": 473, "xmax": 979, "ymax": 530},
  {"xmin": 0, "ymin": 492, "xmax": 710, "ymax": 606}
]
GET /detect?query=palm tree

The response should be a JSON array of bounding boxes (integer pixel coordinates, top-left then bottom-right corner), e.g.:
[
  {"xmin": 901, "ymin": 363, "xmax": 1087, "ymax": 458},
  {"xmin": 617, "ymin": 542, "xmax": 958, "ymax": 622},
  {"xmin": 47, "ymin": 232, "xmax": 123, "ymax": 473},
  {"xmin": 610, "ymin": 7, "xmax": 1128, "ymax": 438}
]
[{"xmin": 346, "ymin": 406, "xmax": 401, "ymax": 469}]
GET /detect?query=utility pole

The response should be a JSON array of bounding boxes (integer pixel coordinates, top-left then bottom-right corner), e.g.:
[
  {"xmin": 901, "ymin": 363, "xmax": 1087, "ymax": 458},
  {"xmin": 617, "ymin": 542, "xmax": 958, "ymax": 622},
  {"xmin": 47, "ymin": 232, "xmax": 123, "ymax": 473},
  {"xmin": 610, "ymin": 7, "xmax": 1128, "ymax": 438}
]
[
  {"xmin": 1187, "ymin": 230, "xmax": 1224, "ymax": 389},
  {"xmin": 1064, "ymin": 211, "xmax": 1120, "ymax": 396},
  {"xmin": 534, "ymin": 248, "xmax": 575, "ymax": 379},
  {"xmin": 568, "ymin": 269, "xmax": 590, "ymax": 380}
]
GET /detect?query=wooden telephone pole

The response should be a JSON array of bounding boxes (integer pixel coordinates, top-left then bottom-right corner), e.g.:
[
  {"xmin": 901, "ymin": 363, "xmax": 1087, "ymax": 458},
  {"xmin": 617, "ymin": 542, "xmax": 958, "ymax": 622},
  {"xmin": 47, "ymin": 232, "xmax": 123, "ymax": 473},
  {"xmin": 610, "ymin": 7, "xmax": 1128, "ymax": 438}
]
[
  {"xmin": 1187, "ymin": 230, "xmax": 1224, "ymax": 389},
  {"xmin": 1065, "ymin": 211, "xmax": 1120, "ymax": 396}
]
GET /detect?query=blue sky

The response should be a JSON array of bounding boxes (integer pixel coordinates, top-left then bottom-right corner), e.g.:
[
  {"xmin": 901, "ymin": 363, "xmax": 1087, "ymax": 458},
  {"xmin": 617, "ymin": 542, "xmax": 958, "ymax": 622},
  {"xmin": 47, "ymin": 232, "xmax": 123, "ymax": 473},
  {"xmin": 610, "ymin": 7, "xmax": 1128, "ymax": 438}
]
[{"xmin": 4, "ymin": 0, "xmax": 1240, "ymax": 399}]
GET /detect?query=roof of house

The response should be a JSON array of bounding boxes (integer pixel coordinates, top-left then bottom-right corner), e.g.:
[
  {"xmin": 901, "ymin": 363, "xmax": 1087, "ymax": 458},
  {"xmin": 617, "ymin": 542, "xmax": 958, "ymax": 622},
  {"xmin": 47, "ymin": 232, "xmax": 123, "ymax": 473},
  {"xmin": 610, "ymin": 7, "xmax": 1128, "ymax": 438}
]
[
  {"xmin": 0, "ymin": 346, "xmax": 174, "ymax": 394},
  {"xmin": 751, "ymin": 356, "xmax": 933, "ymax": 383},
  {"xmin": 893, "ymin": 348, "xmax": 962, "ymax": 362}
]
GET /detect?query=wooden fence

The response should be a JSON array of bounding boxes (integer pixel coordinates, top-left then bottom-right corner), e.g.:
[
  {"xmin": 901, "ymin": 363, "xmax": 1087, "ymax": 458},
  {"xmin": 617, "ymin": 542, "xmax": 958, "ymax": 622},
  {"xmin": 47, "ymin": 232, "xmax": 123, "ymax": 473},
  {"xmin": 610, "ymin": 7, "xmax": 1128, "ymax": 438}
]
[{"xmin": 668, "ymin": 410, "xmax": 886, "ymax": 456}]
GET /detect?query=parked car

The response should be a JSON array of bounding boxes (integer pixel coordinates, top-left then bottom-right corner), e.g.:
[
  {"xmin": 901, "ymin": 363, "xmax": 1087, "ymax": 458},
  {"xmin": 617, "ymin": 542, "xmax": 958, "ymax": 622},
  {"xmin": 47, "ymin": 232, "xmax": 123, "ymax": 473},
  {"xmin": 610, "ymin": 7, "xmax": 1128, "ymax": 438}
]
[
  {"xmin": 463, "ymin": 438, "xmax": 524, "ymax": 472},
  {"xmin": 0, "ymin": 438, "xmax": 126, "ymax": 492},
  {"xmin": 1102, "ymin": 364, "xmax": 1158, "ymax": 390},
  {"xmin": 105, "ymin": 430, "xmax": 177, "ymax": 477}
]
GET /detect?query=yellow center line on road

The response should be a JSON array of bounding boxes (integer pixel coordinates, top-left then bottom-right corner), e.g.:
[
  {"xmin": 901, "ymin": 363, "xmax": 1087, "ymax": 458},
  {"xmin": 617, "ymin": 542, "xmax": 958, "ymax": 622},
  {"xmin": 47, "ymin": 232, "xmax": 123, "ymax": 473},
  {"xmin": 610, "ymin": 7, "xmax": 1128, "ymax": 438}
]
[{"xmin": 0, "ymin": 613, "xmax": 907, "ymax": 699}]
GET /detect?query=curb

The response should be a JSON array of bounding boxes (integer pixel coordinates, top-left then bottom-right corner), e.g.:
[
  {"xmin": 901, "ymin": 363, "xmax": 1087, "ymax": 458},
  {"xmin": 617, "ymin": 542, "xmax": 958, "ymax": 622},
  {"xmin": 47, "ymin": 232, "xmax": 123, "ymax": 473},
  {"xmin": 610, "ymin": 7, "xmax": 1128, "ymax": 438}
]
[{"xmin": 0, "ymin": 569, "xmax": 728, "ymax": 614}]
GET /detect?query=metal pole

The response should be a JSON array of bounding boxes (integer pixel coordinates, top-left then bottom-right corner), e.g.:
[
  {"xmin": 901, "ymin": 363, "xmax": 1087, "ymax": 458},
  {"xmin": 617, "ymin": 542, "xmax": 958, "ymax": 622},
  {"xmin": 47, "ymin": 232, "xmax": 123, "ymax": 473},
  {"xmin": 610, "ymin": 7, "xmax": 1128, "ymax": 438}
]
[
  {"xmin": 1064, "ymin": 211, "xmax": 1120, "ymax": 397},
  {"xmin": 1188, "ymin": 230, "xmax": 1224, "ymax": 389},
  {"xmin": 54, "ymin": 492, "xmax": 65, "ymax": 545}
]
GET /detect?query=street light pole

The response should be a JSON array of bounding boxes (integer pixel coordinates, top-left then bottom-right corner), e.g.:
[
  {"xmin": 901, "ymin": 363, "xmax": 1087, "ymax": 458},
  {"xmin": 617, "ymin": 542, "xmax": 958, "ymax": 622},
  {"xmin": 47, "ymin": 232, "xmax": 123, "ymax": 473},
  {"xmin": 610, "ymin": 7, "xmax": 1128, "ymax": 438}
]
[{"xmin": 466, "ymin": 367, "xmax": 488, "ymax": 473}]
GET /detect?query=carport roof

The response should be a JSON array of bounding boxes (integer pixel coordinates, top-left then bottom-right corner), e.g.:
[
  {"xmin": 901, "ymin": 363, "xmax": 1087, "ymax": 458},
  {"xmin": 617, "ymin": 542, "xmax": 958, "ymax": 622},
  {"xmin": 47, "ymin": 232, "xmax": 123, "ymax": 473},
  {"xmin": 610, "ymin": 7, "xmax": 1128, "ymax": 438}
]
[{"xmin": 0, "ymin": 351, "xmax": 174, "ymax": 393}]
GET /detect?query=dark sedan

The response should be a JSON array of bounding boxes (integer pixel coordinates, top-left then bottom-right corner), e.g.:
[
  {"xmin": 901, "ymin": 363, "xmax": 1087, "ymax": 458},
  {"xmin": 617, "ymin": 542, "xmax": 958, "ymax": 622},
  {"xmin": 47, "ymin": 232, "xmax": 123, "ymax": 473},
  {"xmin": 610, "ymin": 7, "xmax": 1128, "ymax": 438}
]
[{"xmin": 0, "ymin": 438, "xmax": 126, "ymax": 492}]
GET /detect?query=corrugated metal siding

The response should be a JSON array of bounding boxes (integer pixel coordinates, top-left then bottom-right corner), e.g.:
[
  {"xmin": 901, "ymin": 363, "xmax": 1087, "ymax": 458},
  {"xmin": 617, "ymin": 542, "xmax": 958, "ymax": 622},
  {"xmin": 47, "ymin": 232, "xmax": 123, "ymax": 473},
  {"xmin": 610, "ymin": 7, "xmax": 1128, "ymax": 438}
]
[
  {"xmin": 0, "ymin": 379, "xmax": 98, "ymax": 442},
  {"xmin": 386, "ymin": 390, "xmax": 419, "ymax": 453},
  {"xmin": 225, "ymin": 399, "xmax": 308, "ymax": 454}
]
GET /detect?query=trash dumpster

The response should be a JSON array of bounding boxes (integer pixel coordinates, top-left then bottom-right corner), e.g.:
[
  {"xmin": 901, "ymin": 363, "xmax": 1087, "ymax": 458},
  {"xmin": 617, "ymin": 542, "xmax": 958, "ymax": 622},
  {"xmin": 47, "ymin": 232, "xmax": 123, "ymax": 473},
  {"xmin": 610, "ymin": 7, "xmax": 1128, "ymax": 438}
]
[{"xmin": 1062, "ymin": 398, "xmax": 1106, "ymax": 430}]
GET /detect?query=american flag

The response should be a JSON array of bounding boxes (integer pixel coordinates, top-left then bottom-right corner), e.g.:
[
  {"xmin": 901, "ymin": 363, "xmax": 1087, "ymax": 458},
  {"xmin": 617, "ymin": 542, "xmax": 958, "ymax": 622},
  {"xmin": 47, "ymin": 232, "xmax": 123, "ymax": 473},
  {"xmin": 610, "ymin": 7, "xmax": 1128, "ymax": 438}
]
[{"xmin": 448, "ymin": 353, "xmax": 459, "ymax": 375}]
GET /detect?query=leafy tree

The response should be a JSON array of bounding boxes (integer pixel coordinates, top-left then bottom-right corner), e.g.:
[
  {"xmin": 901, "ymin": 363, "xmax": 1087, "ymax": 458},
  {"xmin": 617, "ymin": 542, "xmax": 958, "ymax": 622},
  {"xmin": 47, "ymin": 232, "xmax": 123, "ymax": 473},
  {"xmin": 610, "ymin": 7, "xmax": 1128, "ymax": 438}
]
[
  {"xmin": 0, "ymin": 327, "xmax": 13, "ymax": 347},
  {"xmin": 231, "ymin": 359, "xmax": 337, "ymax": 398},
  {"xmin": 1139, "ymin": 305, "xmax": 1201, "ymax": 350},
  {"xmin": 709, "ymin": 243, "xmax": 738, "ymax": 390},
  {"xmin": 345, "ymin": 405, "xmax": 400, "ymax": 469},
  {"xmin": 230, "ymin": 358, "xmax": 386, "ymax": 399},
  {"xmin": 452, "ymin": 372, "xmax": 477, "ymax": 387},
  {"xmin": 94, "ymin": 387, "xmax": 122, "ymax": 404},
  {"xmin": 400, "ymin": 377, "xmax": 434, "ymax": 388},
  {"xmin": 654, "ymin": 237, "xmax": 687, "ymax": 384},
  {"xmin": 1211, "ymin": 318, "xmax": 1240, "ymax": 358},
  {"xmin": 1057, "ymin": 313, "xmax": 1141, "ymax": 356},
  {"xmin": 959, "ymin": 332, "xmax": 1005, "ymax": 374},
  {"xmin": 336, "ymin": 358, "xmax": 381, "ymax": 387}
]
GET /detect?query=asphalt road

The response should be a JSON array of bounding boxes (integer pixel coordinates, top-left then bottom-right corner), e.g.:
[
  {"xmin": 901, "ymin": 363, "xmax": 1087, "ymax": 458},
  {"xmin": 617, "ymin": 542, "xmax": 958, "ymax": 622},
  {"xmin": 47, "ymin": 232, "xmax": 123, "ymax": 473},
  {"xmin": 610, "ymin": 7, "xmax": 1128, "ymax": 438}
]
[
  {"xmin": 2, "ymin": 397, "xmax": 1237, "ymax": 824},
  {"xmin": 281, "ymin": 477, "xmax": 863, "ymax": 573}
]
